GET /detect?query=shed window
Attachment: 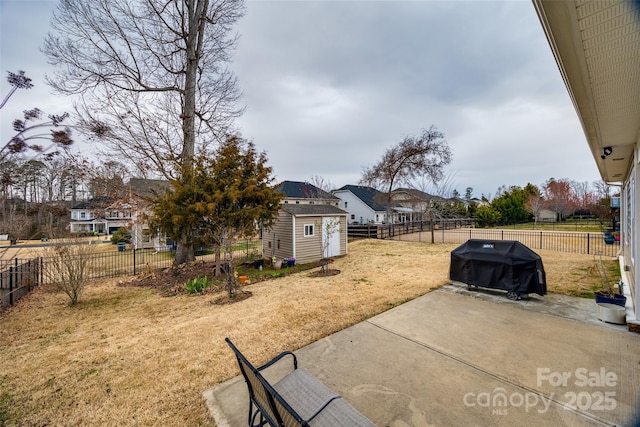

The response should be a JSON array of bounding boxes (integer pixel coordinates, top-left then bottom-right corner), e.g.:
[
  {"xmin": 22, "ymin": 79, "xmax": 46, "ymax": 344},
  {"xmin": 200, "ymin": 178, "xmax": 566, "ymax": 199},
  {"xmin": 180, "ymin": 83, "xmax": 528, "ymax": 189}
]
[{"xmin": 304, "ymin": 224, "xmax": 314, "ymax": 237}]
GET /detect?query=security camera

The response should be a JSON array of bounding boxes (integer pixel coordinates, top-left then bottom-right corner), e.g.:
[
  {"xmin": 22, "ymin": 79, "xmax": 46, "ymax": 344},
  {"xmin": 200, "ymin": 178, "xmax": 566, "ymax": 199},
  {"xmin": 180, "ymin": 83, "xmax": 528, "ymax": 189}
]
[{"xmin": 603, "ymin": 146, "xmax": 613, "ymax": 156}]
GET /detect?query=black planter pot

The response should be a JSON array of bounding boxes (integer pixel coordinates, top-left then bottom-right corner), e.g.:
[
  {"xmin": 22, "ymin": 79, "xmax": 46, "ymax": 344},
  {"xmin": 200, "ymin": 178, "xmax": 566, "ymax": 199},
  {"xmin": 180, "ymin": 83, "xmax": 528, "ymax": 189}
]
[{"xmin": 254, "ymin": 259, "xmax": 264, "ymax": 269}]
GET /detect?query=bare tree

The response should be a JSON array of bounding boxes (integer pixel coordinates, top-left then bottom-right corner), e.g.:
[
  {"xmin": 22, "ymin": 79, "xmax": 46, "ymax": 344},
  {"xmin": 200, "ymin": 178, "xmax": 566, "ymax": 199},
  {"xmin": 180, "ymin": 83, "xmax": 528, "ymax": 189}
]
[
  {"xmin": 42, "ymin": 237, "xmax": 96, "ymax": 305},
  {"xmin": 43, "ymin": 0, "xmax": 245, "ymax": 263},
  {"xmin": 525, "ymin": 194, "xmax": 545, "ymax": 229},
  {"xmin": 593, "ymin": 180, "xmax": 612, "ymax": 200},
  {"xmin": 87, "ymin": 161, "xmax": 128, "ymax": 198},
  {"xmin": 308, "ymin": 175, "xmax": 335, "ymax": 194},
  {"xmin": 318, "ymin": 217, "xmax": 340, "ymax": 274},
  {"xmin": 410, "ymin": 170, "xmax": 458, "ymax": 199},
  {"xmin": 361, "ymin": 126, "xmax": 452, "ymax": 223}
]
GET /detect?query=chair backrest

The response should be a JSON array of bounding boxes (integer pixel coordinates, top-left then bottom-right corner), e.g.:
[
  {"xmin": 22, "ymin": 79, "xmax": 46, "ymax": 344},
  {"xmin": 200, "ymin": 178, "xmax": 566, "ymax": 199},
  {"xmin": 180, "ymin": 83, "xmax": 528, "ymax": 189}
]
[{"xmin": 226, "ymin": 338, "xmax": 307, "ymax": 427}]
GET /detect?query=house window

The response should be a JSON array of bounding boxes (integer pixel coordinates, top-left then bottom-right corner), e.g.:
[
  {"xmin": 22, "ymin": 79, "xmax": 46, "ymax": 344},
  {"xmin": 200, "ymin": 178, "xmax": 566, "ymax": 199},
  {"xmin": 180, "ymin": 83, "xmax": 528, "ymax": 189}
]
[
  {"xmin": 284, "ymin": 200, "xmax": 289, "ymax": 204},
  {"xmin": 351, "ymin": 214, "xmax": 355, "ymax": 220},
  {"xmin": 81, "ymin": 212, "xmax": 86, "ymax": 219},
  {"xmin": 344, "ymin": 201, "xmax": 348, "ymax": 208},
  {"xmin": 304, "ymin": 224, "xmax": 314, "ymax": 237},
  {"xmin": 375, "ymin": 214, "xmax": 379, "ymax": 222},
  {"xmin": 296, "ymin": 201, "xmax": 300, "ymax": 204}
]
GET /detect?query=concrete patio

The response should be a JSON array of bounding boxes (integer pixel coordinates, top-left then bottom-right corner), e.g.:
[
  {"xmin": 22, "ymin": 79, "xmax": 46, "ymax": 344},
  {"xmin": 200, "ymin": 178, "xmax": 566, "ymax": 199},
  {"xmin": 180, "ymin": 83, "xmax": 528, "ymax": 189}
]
[{"xmin": 204, "ymin": 285, "xmax": 640, "ymax": 426}]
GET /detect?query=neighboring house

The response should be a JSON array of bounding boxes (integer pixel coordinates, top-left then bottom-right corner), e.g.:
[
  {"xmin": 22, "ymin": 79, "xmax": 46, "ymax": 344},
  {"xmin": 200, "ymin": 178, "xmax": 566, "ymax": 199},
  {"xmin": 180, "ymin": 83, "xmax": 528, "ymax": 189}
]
[
  {"xmin": 276, "ymin": 180, "xmax": 340, "ymax": 206},
  {"xmin": 262, "ymin": 204, "xmax": 348, "ymax": 265},
  {"xmin": 390, "ymin": 188, "xmax": 450, "ymax": 222},
  {"xmin": 69, "ymin": 196, "xmax": 120, "ymax": 235},
  {"xmin": 332, "ymin": 185, "xmax": 389, "ymax": 224},
  {"xmin": 534, "ymin": 0, "xmax": 639, "ymax": 328},
  {"xmin": 537, "ymin": 209, "xmax": 557, "ymax": 223},
  {"xmin": 69, "ymin": 178, "xmax": 170, "ymax": 250},
  {"xmin": 469, "ymin": 197, "xmax": 490, "ymax": 207}
]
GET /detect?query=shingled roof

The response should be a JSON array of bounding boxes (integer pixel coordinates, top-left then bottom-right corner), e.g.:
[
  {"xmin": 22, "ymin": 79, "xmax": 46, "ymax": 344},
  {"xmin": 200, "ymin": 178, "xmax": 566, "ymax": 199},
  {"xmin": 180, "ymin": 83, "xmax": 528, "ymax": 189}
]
[
  {"xmin": 281, "ymin": 204, "xmax": 347, "ymax": 216},
  {"xmin": 276, "ymin": 180, "xmax": 338, "ymax": 200},
  {"xmin": 335, "ymin": 185, "xmax": 388, "ymax": 211},
  {"xmin": 128, "ymin": 178, "xmax": 170, "ymax": 198}
]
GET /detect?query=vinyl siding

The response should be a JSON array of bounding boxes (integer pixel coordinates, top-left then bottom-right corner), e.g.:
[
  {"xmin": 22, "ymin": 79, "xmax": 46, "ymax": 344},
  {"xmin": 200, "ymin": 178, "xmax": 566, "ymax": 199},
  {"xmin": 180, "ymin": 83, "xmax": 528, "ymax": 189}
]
[
  {"xmin": 264, "ymin": 211, "xmax": 348, "ymax": 265},
  {"xmin": 262, "ymin": 210, "xmax": 294, "ymax": 261}
]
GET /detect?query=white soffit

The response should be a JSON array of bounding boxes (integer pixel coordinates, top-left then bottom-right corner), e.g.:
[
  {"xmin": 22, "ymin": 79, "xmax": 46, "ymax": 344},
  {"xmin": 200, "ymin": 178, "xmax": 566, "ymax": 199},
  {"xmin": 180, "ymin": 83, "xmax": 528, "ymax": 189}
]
[{"xmin": 534, "ymin": 0, "xmax": 640, "ymax": 183}]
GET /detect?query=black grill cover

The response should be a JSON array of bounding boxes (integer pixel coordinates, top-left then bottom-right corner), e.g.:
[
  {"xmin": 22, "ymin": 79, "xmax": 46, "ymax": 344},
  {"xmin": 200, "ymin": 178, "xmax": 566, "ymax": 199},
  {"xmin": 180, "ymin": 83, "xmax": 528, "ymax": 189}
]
[{"xmin": 450, "ymin": 240, "xmax": 546, "ymax": 296}]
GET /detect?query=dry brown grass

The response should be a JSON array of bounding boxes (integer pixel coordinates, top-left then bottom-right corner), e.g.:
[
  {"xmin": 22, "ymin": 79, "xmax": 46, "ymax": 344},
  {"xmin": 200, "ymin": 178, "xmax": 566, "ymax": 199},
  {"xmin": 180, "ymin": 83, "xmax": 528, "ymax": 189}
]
[
  {"xmin": 1, "ymin": 237, "xmax": 117, "ymax": 261},
  {"xmin": 0, "ymin": 239, "xmax": 614, "ymax": 426}
]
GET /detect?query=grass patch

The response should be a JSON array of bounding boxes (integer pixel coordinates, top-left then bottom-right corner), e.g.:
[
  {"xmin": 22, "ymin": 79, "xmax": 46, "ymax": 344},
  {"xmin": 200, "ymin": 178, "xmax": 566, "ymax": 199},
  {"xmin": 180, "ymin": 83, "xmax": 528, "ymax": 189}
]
[{"xmin": 0, "ymin": 240, "xmax": 609, "ymax": 426}]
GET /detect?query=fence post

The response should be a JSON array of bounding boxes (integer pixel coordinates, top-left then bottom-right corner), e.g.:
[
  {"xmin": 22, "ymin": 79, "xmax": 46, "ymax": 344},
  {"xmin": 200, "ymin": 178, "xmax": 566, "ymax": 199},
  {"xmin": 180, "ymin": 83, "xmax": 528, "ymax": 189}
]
[
  {"xmin": 540, "ymin": 232, "xmax": 543, "ymax": 250},
  {"xmin": 9, "ymin": 261, "xmax": 15, "ymax": 306},
  {"xmin": 133, "ymin": 248, "xmax": 137, "ymax": 276},
  {"xmin": 587, "ymin": 233, "xmax": 590, "ymax": 255}
]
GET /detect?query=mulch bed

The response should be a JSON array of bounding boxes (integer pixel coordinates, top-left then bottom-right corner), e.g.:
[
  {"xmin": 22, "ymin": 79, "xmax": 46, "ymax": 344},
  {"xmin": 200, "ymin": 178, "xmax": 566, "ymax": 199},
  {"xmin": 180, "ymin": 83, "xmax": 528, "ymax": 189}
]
[
  {"xmin": 119, "ymin": 260, "xmax": 222, "ymax": 296},
  {"xmin": 119, "ymin": 259, "xmax": 335, "ymax": 297}
]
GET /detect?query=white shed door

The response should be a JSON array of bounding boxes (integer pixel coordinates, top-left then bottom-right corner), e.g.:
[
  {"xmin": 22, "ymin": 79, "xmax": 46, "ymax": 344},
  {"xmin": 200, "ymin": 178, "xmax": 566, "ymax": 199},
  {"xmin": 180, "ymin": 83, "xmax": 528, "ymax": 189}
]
[{"xmin": 322, "ymin": 217, "xmax": 341, "ymax": 258}]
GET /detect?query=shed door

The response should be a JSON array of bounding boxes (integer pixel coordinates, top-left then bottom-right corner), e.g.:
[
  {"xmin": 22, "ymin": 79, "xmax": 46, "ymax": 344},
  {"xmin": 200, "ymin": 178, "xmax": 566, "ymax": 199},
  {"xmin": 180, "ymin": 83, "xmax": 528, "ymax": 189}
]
[{"xmin": 322, "ymin": 216, "xmax": 341, "ymax": 258}]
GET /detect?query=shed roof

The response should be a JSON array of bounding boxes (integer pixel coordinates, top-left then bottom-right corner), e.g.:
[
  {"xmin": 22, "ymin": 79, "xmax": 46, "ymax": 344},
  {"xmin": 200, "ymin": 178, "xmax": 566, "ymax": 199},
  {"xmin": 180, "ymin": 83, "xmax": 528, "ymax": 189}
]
[{"xmin": 281, "ymin": 204, "xmax": 347, "ymax": 216}]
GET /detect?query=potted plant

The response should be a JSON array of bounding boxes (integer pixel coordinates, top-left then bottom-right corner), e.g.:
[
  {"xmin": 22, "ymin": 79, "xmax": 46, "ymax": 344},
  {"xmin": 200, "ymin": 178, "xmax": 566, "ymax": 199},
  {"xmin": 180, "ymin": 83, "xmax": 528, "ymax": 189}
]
[
  {"xmin": 272, "ymin": 255, "xmax": 282, "ymax": 270},
  {"xmin": 593, "ymin": 255, "xmax": 626, "ymax": 307}
]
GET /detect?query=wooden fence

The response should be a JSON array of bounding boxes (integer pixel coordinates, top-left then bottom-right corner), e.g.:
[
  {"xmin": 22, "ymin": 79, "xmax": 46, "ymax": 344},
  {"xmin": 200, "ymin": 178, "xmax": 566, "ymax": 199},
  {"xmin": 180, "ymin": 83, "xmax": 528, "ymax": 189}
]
[{"xmin": 348, "ymin": 219, "xmax": 474, "ymax": 240}]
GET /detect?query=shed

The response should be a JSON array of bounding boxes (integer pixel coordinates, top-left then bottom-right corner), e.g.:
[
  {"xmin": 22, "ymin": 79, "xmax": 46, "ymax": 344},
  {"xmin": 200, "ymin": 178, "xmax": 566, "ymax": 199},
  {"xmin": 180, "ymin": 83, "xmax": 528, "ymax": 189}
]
[
  {"xmin": 262, "ymin": 204, "xmax": 348, "ymax": 265},
  {"xmin": 450, "ymin": 240, "xmax": 546, "ymax": 299}
]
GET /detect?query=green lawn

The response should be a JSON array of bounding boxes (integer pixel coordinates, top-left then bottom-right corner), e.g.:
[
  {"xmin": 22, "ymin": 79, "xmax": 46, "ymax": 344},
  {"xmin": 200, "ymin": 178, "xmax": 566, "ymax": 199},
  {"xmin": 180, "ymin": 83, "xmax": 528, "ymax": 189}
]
[{"xmin": 492, "ymin": 220, "xmax": 609, "ymax": 233}]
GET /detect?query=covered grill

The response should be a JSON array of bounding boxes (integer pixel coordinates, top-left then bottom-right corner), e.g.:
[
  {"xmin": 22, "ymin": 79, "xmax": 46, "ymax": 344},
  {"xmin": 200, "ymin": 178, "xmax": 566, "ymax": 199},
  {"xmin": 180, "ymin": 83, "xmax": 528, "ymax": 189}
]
[{"xmin": 450, "ymin": 239, "xmax": 546, "ymax": 300}]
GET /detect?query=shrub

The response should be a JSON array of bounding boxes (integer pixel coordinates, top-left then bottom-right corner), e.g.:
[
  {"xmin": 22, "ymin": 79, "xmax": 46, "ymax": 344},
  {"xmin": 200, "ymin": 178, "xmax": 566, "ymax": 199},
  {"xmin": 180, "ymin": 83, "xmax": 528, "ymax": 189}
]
[
  {"xmin": 43, "ymin": 237, "xmax": 96, "ymax": 305},
  {"xmin": 110, "ymin": 227, "xmax": 131, "ymax": 244},
  {"xmin": 185, "ymin": 276, "xmax": 211, "ymax": 294}
]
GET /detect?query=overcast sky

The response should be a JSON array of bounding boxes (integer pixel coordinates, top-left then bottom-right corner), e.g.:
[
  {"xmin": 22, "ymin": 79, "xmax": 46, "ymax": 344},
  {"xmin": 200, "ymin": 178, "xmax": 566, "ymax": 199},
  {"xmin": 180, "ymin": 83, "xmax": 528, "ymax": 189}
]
[{"xmin": 1, "ymin": 0, "xmax": 602, "ymax": 199}]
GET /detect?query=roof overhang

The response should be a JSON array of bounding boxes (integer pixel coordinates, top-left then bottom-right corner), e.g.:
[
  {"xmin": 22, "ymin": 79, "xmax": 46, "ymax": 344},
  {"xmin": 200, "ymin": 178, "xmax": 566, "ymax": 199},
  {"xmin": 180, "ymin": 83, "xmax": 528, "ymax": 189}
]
[{"xmin": 533, "ymin": 0, "xmax": 640, "ymax": 184}]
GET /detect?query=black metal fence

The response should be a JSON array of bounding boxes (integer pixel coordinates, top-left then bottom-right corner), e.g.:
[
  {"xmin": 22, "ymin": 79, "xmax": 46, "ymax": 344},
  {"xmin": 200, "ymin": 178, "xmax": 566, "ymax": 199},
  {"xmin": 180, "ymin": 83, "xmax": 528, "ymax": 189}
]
[
  {"xmin": 403, "ymin": 228, "xmax": 620, "ymax": 257},
  {"xmin": 0, "ymin": 238, "xmax": 262, "ymax": 311},
  {"xmin": 1, "ymin": 258, "xmax": 41, "ymax": 311}
]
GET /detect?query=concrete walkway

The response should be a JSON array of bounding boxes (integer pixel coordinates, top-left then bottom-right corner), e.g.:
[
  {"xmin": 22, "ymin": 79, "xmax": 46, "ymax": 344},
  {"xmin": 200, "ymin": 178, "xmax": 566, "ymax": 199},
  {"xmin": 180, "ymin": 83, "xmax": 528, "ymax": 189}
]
[{"xmin": 204, "ymin": 285, "xmax": 640, "ymax": 426}]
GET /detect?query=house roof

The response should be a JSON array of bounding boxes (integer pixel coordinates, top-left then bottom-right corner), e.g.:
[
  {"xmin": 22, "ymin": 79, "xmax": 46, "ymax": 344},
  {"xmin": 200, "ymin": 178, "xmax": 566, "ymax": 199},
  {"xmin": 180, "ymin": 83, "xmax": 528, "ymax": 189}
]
[
  {"xmin": 393, "ymin": 188, "xmax": 447, "ymax": 203},
  {"xmin": 276, "ymin": 180, "xmax": 338, "ymax": 200},
  {"xmin": 281, "ymin": 204, "xmax": 347, "ymax": 216},
  {"xmin": 533, "ymin": 0, "xmax": 640, "ymax": 184},
  {"xmin": 128, "ymin": 178, "xmax": 170, "ymax": 198},
  {"xmin": 335, "ymin": 185, "xmax": 388, "ymax": 211},
  {"xmin": 71, "ymin": 196, "xmax": 113, "ymax": 210}
]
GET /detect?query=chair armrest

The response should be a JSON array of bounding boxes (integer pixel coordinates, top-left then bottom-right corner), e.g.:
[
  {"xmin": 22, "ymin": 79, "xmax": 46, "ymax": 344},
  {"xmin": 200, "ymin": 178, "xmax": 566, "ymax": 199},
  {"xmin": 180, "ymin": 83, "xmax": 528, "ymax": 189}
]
[{"xmin": 257, "ymin": 350, "xmax": 298, "ymax": 371}]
